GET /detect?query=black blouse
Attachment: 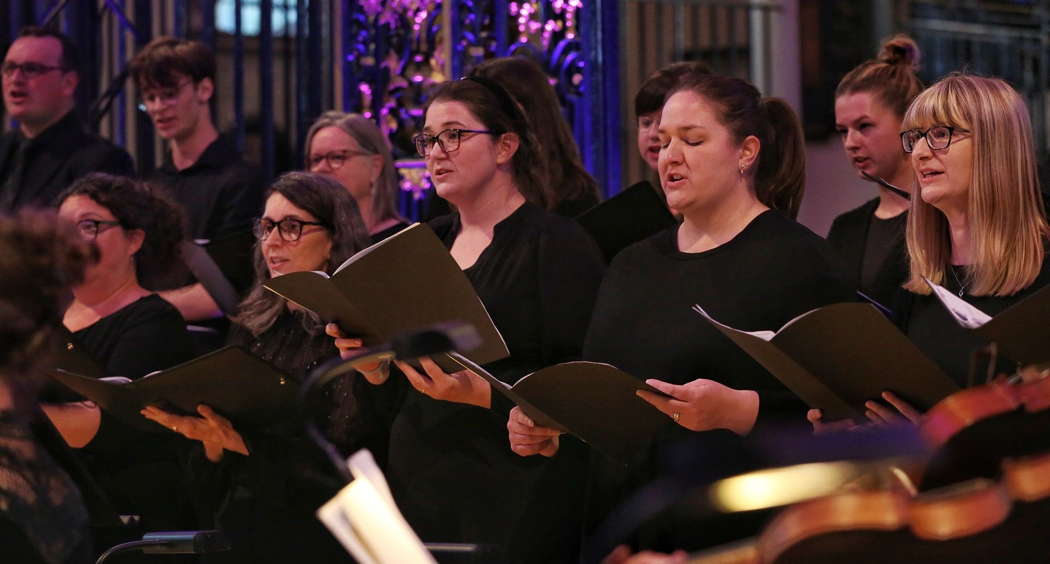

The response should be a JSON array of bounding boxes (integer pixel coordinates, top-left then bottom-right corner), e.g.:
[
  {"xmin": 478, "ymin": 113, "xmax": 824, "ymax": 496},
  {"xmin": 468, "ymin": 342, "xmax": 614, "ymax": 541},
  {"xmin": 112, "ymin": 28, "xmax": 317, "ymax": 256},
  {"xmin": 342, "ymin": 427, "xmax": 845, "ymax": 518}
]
[
  {"xmin": 582, "ymin": 210, "xmax": 854, "ymax": 553},
  {"xmin": 385, "ymin": 202, "xmax": 605, "ymax": 563},
  {"xmin": 827, "ymin": 198, "xmax": 908, "ymax": 309}
]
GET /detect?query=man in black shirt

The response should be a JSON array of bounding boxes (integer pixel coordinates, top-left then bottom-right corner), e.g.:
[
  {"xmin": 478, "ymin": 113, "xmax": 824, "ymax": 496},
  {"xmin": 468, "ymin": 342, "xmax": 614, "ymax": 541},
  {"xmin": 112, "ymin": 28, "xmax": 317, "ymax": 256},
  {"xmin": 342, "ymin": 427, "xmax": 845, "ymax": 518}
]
[
  {"xmin": 0, "ymin": 26, "xmax": 133, "ymax": 212},
  {"xmin": 130, "ymin": 37, "xmax": 262, "ymax": 321}
]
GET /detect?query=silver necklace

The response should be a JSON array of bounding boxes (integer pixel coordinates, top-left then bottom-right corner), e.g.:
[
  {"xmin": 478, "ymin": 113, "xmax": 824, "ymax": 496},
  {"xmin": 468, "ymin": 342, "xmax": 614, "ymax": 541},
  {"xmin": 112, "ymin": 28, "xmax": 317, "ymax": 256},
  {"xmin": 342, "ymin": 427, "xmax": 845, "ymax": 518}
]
[{"xmin": 948, "ymin": 266, "xmax": 967, "ymax": 296}]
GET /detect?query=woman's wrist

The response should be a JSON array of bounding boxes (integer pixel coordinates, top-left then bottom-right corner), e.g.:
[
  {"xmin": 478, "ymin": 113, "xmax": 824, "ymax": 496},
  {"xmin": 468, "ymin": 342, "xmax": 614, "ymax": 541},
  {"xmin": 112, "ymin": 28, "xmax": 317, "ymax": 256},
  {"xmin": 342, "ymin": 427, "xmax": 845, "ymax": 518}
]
[{"xmin": 723, "ymin": 388, "xmax": 760, "ymax": 436}]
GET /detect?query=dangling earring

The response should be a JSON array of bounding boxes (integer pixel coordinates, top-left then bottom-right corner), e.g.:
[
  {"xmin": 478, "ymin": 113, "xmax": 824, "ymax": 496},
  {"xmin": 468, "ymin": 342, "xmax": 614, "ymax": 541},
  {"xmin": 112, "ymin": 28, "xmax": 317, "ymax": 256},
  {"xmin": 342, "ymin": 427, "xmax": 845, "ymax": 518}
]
[{"xmin": 738, "ymin": 163, "xmax": 746, "ymax": 177}]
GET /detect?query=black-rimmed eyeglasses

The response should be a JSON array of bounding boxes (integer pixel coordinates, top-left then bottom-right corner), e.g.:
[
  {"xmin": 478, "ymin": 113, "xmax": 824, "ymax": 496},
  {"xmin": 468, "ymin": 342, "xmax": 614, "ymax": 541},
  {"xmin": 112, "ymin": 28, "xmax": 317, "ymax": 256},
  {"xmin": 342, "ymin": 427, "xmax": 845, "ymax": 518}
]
[
  {"xmin": 253, "ymin": 217, "xmax": 328, "ymax": 242},
  {"xmin": 411, "ymin": 128, "xmax": 496, "ymax": 158},
  {"xmin": 900, "ymin": 125, "xmax": 970, "ymax": 153},
  {"xmin": 1, "ymin": 61, "xmax": 67, "ymax": 79},
  {"xmin": 75, "ymin": 219, "xmax": 122, "ymax": 240}
]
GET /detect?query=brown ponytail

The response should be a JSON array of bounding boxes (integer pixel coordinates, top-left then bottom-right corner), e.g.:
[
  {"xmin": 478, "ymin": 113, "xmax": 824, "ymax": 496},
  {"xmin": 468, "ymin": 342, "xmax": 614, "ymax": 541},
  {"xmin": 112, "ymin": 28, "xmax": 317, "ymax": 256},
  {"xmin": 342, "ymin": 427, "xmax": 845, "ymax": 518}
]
[
  {"xmin": 836, "ymin": 34, "xmax": 923, "ymax": 117},
  {"xmin": 757, "ymin": 98, "xmax": 806, "ymax": 218}
]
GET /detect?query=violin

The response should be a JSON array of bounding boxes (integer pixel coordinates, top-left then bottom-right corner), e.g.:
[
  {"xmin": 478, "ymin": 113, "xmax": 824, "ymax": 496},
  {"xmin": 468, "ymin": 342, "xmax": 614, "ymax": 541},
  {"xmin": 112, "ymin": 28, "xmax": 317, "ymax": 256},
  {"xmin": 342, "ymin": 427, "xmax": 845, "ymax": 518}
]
[{"xmin": 918, "ymin": 370, "xmax": 1050, "ymax": 490}]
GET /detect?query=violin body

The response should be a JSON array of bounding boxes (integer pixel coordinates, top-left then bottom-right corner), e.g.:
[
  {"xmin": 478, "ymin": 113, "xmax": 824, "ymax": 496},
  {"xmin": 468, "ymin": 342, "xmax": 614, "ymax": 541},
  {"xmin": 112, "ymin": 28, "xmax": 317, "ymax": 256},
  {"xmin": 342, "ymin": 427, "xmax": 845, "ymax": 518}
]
[{"xmin": 919, "ymin": 376, "xmax": 1050, "ymax": 490}]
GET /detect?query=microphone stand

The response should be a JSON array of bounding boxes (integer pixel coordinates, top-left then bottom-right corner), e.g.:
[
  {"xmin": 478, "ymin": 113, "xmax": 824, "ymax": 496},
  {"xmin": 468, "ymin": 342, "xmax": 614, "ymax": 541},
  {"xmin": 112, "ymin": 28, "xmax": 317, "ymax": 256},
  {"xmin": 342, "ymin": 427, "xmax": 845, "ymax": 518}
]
[{"xmin": 298, "ymin": 323, "xmax": 482, "ymax": 483}]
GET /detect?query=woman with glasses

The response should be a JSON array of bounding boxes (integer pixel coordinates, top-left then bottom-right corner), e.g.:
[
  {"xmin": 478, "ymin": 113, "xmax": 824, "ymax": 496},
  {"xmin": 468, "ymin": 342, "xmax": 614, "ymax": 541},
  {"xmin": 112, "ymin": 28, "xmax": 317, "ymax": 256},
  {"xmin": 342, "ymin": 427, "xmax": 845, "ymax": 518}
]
[
  {"xmin": 142, "ymin": 171, "xmax": 396, "ymax": 562},
  {"xmin": 330, "ymin": 76, "xmax": 605, "ymax": 562},
  {"xmin": 856, "ymin": 74, "xmax": 1050, "ymax": 426},
  {"xmin": 304, "ymin": 111, "xmax": 409, "ymax": 242},
  {"xmin": 42, "ymin": 172, "xmax": 196, "ymax": 540},
  {"xmin": 827, "ymin": 35, "xmax": 924, "ymax": 308}
]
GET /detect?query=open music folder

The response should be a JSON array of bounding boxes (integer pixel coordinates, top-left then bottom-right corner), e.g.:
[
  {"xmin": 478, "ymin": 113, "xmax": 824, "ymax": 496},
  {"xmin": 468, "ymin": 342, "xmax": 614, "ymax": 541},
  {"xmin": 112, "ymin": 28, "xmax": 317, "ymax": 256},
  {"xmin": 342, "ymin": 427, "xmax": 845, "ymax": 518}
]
[
  {"xmin": 263, "ymin": 222, "xmax": 508, "ymax": 373},
  {"xmin": 50, "ymin": 346, "xmax": 297, "ymax": 430},
  {"xmin": 694, "ymin": 303, "xmax": 960, "ymax": 420},
  {"xmin": 449, "ymin": 355, "xmax": 671, "ymax": 460},
  {"xmin": 925, "ymin": 277, "xmax": 1050, "ymax": 366}
]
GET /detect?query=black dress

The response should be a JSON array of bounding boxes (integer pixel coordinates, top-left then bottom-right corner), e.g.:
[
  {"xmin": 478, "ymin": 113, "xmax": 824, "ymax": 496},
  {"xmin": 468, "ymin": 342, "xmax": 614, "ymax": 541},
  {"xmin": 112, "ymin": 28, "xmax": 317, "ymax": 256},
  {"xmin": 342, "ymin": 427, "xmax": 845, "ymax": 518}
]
[
  {"xmin": 385, "ymin": 202, "xmax": 606, "ymax": 563},
  {"xmin": 192, "ymin": 309, "xmax": 402, "ymax": 564},
  {"xmin": 582, "ymin": 210, "xmax": 854, "ymax": 553},
  {"xmin": 827, "ymin": 198, "xmax": 909, "ymax": 309},
  {"xmin": 0, "ymin": 410, "xmax": 93, "ymax": 564},
  {"xmin": 370, "ymin": 220, "xmax": 411, "ymax": 244}
]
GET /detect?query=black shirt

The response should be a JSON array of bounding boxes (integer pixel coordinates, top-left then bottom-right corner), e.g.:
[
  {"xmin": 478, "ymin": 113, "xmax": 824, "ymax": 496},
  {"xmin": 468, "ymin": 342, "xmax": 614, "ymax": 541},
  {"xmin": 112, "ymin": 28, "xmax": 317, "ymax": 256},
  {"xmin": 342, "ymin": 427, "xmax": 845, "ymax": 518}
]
[
  {"xmin": 898, "ymin": 256, "xmax": 1050, "ymax": 387},
  {"xmin": 148, "ymin": 134, "xmax": 263, "ymax": 292},
  {"xmin": 386, "ymin": 202, "xmax": 605, "ymax": 563},
  {"xmin": 827, "ymin": 198, "xmax": 908, "ymax": 309},
  {"xmin": 0, "ymin": 110, "xmax": 133, "ymax": 212},
  {"xmin": 582, "ymin": 210, "xmax": 854, "ymax": 552},
  {"xmin": 150, "ymin": 133, "xmax": 263, "ymax": 241},
  {"xmin": 70, "ymin": 294, "xmax": 196, "ymax": 533},
  {"xmin": 70, "ymin": 294, "xmax": 194, "ymax": 380}
]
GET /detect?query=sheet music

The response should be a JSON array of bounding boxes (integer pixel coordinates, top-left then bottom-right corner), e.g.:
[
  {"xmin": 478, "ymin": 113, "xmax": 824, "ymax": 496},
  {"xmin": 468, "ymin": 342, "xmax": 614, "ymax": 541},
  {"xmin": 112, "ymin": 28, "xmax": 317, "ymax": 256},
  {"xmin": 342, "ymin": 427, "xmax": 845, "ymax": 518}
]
[{"xmin": 924, "ymin": 277, "xmax": 992, "ymax": 329}]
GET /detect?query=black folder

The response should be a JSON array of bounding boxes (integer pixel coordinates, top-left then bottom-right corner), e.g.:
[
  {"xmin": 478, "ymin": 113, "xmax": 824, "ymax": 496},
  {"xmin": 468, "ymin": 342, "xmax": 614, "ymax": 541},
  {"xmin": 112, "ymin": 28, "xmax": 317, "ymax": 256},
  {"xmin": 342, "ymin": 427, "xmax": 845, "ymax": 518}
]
[
  {"xmin": 576, "ymin": 180, "xmax": 677, "ymax": 262},
  {"xmin": 50, "ymin": 346, "xmax": 297, "ymax": 431},
  {"xmin": 263, "ymin": 223, "xmax": 508, "ymax": 373},
  {"xmin": 695, "ymin": 303, "xmax": 960, "ymax": 420}
]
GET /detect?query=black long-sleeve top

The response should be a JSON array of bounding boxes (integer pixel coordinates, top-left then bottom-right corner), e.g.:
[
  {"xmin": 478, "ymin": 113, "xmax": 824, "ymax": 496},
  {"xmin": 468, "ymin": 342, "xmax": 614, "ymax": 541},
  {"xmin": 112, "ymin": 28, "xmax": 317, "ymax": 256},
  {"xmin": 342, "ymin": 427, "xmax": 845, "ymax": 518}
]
[
  {"xmin": 827, "ymin": 198, "xmax": 909, "ymax": 308},
  {"xmin": 147, "ymin": 134, "xmax": 263, "ymax": 292},
  {"xmin": 69, "ymin": 295, "xmax": 196, "ymax": 534},
  {"xmin": 582, "ymin": 210, "xmax": 854, "ymax": 552},
  {"xmin": 385, "ymin": 202, "xmax": 606, "ymax": 563}
]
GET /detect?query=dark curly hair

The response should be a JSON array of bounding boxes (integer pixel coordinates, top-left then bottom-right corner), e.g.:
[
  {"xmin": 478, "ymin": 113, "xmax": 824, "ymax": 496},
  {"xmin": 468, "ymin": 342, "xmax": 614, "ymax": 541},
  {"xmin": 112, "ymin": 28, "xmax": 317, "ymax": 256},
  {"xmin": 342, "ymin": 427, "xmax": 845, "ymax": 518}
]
[
  {"xmin": 56, "ymin": 173, "xmax": 185, "ymax": 286},
  {"xmin": 234, "ymin": 172, "xmax": 372, "ymax": 336},
  {"xmin": 0, "ymin": 210, "xmax": 97, "ymax": 410}
]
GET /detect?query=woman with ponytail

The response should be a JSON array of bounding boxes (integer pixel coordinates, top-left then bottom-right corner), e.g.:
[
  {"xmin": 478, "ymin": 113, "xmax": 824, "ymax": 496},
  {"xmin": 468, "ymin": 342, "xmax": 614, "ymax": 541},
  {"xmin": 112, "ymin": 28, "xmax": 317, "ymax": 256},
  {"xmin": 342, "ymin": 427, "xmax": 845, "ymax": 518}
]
[
  {"xmin": 828, "ymin": 35, "xmax": 924, "ymax": 306},
  {"xmin": 508, "ymin": 71, "xmax": 853, "ymax": 553}
]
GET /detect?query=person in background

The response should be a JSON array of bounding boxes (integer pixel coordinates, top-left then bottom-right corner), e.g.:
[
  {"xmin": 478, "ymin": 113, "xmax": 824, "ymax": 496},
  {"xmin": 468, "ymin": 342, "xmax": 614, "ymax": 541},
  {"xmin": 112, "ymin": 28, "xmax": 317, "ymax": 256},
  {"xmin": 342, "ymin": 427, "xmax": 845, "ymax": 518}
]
[
  {"xmin": 827, "ymin": 35, "xmax": 924, "ymax": 308},
  {"xmin": 470, "ymin": 56, "xmax": 603, "ymax": 216},
  {"xmin": 633, "ymin": 61, "xmax": 712, "ymax": 176},
  {"xmin": 0, "ymin": 210, "xmax": 97, "ymax": 564},
  {"xmin": 0, "ymin": 26, "xmax": 133, "ymax": 212},
  {"xmin": 129, "ymin": 36, "xmax": 263, "ymax": 322},
  {"xmin": 304, "ymin": 111, "xmax": 409, "ymax": 243}
]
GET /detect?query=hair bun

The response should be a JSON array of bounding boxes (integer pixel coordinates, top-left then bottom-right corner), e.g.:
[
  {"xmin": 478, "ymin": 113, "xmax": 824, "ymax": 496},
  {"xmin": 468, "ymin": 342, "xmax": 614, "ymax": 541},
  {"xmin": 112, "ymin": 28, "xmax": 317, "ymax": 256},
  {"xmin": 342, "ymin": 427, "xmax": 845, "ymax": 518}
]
[{"xmin": 878, "ymin": 34, "xmax": 921, "ymax": 71}]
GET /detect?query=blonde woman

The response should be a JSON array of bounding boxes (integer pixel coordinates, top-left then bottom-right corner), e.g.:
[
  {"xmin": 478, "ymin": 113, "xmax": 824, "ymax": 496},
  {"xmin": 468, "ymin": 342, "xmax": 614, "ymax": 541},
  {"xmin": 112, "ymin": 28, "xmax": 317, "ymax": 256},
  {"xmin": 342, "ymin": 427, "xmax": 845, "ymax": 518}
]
[{"xmin": 862, "ymin": 74, "xmax": 1050, "ymax": 424}]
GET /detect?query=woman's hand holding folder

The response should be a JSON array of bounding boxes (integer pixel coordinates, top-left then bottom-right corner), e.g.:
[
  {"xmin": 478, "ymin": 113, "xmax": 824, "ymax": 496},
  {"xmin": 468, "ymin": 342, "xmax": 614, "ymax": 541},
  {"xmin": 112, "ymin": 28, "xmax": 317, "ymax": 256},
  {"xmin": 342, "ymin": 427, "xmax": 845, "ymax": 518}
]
[
  {"xmin": 507, "ymin": 406, "xmax": 561, "ymax": 457},
  {"xmin": 141, "ymin": 404, "xmax": 249, "ymax": 462},
  {"xmin": 394, "ymin": 357, "xmax": 491, "ymax": 409},
  {"xmin": 326, "ymin": 322, "xmax": 389, "ymax": 385}
]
